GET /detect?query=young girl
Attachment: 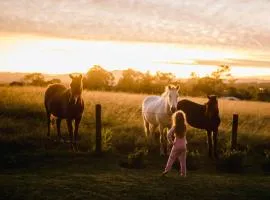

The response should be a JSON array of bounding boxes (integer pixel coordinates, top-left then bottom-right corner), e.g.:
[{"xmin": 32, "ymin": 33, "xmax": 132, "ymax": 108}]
[{"xmin": 162, "ymin": 110, "xmax": 187, "ymax": 176}]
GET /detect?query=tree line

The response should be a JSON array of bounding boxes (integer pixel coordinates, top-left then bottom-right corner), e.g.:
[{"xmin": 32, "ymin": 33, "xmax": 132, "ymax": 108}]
[
  {"xmin": 82, "ymin": 65, "xmax": 270, "ymax": 101},
  {"xmin": 9, "ymin": 73, "xmax": 61, "ymax": 87},
  {"xmin": 10, "ymin": 65, "xmax": 270, "ymax": 101}
]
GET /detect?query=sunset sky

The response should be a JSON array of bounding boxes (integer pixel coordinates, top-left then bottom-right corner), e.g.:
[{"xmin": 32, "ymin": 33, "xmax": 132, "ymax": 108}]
[{"xmin": 1, "ymin": 0, "xmax": 270, "ymax": 79}]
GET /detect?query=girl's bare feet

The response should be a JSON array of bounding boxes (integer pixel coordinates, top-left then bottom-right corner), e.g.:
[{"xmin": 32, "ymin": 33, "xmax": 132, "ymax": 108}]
[
  {"xmin": 162, "ymin": 171, "xmax": 168, "ymax": 176},
  {"xmin": 180, "ymin": 173, "xmax": 186, "ymax": 177}
]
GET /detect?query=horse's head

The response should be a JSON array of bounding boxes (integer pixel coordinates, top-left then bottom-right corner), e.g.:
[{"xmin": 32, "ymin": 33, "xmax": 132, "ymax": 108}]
[
  {"xmin": 164, "ymin": 85, "xmax": 180, "ymax": 114},
  {"xmin": 205, "ymin": 95, "xmax": 219, "ymax": 119},
  {"xmin": 69, "ymin": 74, "xmax": 83, "ymax": 104}
]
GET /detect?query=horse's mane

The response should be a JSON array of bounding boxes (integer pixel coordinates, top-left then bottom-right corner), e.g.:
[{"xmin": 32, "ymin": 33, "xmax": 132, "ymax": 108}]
[
  {"xmin": 161, "ymin": 90, "xmax": 169, "ymax": 98},
  {"xmin": 161, "ymin": 85, "xmax": 177, "ymax": 98}
]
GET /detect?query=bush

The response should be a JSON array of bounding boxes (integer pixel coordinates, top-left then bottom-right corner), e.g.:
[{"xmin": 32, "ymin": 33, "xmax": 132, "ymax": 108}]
[
  {"xmin": 102, "ymin": 128, "xmax": 113, "ymax": 152},
  {"xmin": 261, "ymin": 150, "xmax": 270, "ymax": 173},
  {"xmin": 119, "ymin": 148, "xmax": 148, "ymax": 169},
  {"xmin": 216, "ymin": 150, "xmax": 248, "ymax": 173},
  {"xmin": 187, "ymin": 150, "xmax": 201, "ymax": 170}
]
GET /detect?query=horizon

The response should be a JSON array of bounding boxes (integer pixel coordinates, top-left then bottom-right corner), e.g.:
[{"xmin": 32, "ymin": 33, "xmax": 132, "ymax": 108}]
[{"xmin": 1, "ymin": 1, "xmax": 270, "ymax": 79}]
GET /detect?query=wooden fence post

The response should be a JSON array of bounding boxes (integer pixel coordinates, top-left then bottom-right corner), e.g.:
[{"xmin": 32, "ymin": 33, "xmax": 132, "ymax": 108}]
[
  {"xmin": 231, "ymin": 114, "xmax": 238, "ymax": 150},
  {"xmin": 95, "ymin": 104, "xmax": 102, "ymax": 154}
]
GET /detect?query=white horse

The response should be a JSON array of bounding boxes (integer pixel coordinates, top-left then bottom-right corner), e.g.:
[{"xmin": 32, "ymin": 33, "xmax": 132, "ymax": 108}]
[{"xmin": 142, "ymin": 85, "xmax": 180, "ymax": 155}]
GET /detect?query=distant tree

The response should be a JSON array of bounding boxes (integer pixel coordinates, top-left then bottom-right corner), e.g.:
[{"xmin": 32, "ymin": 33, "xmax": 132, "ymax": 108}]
[
  {"xmin": 46, "ymin": 78, "xmax": 61, "ymax": 85},
  {"xmin": 9, "ymin": 81, "xmax": 24, "ymax": 86},
  {"xmin": 116, "ymin": 68, "xmax": 143, "ymax": 92},
  {"xmin": 226, "ymin": 86, "xmax": 238, "ymax": 97},
  {"xmin": 257, "ymin": 88, "xmax": 270, "ymax": 101},
  {"xmin": 152, "ymin": 71, "xmax": 176, "ymax": 93},
  {"xmin": 84, "ymin": 65, "xmax": 114, "ymax": 90},
  {"xmin": 190, "ymin": 72, "xmax": 199, "ymax": 79},
  {"xmin": 188, "ymin": 65, "xmax": 233, "ymax": 96},
  {"xmin": 154, "ymin": 71, "xmax": 175, "ymax": 83},
  {"xmin": 184, "ymin": 72, "xmax": 199, "ymax": 96},
  {"xmin": 23, "ymin": 73, "xmax": 47, "ymax": 86},
  {"xmin": 139, "ymin": 71, "xmax": 155, "ymax": 93},
  {"xmin": 211, "ymin": 65, "xmax": 231, "ymax": 80}
]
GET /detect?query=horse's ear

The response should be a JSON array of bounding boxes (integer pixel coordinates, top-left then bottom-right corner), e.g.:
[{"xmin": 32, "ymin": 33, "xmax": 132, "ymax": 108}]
[
  {"xmin": 167, "ymin": 85, "xmax": 171, "ymax": 90},
  {"xmin": 69, "ymin": 74, "xmax": 74, "ymax": 79},
  {"xmin": 79, "ymin": 74, "xmax": 83, "ymax": 79},
  {"xmin": 176, "ymin": 85, "xmax": 180, "ymax": 91},
  {"xmin": 207, "ymin": 95, "xmax": 211, "ymax": 99}
]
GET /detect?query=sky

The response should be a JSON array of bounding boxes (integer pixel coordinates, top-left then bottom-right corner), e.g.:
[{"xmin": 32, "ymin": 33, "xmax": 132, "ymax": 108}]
[{"xmin": 1, "ymin": 0, "xmax": 270, "ymax": 78}]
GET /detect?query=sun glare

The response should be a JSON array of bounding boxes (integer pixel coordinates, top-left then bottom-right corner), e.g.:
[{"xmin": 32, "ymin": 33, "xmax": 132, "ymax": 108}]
[{"xmin": 0, "ymin": 34, "xmax": 270, "ymax": 78}]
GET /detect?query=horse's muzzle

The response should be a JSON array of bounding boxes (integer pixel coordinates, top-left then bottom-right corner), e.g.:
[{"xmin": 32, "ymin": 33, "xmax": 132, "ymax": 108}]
[{"xmin": 170, "ymin": 107, "xmax": 176, "ymax": 113}]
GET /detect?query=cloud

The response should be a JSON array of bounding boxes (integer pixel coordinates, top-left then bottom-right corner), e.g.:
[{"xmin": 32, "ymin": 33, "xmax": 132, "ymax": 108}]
[{"xmin": 0, "ymin": 0, "xmax": 270, "ymax": 51}]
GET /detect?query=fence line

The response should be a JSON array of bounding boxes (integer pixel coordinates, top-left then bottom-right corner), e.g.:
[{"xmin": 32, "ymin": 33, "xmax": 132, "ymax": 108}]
[{"xmin": 93, "ymin": 104, "xmax": 240, "ymax": 153}]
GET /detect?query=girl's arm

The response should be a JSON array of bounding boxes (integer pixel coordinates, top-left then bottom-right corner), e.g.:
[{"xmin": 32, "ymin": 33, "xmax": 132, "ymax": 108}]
[{"xmin": 167, "ymin": 127, "xmax": 175, "ymax": 144}]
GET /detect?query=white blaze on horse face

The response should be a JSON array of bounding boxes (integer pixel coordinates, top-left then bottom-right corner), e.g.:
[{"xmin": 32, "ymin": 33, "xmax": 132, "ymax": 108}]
[
  {"xmin": 167, "ymin": 87, "xmax": 179, "ymax": 113},
  {"xmin": 69, "ymin": 93, "xmax": 80, "ymax": 104},
  {"xmin": 74, "ymin": 95, "xmax": 79, "ymax": 104}
]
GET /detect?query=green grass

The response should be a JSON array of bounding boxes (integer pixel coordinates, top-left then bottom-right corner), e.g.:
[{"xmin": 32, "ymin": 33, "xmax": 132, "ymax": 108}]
[
  {"xmin": 1, "ymin": 86, "xmax": 270, "ymax": 199},
  {"xmin": 1, "ymin": 86, "xmax": 269, "ymax": 153},
  {"xmin": 1, "ymin": 151, "xmax": 270, "ymax": 200}
]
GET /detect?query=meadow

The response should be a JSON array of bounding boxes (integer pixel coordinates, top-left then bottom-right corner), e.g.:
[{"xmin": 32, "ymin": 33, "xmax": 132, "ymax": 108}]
[{"xmin": 1, "ymin": 86, "xmax": 270, "ymax": 199}]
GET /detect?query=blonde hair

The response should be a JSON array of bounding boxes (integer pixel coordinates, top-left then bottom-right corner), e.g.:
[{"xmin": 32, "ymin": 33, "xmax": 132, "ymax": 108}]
[{"xmin": 172, "ymin": 110, "xmax": 187, "ymax": 138}]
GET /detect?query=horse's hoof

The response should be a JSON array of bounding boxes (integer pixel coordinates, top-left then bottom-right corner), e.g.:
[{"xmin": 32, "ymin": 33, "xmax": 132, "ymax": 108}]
[{"xmin": 71, "ymin": 144, "xmax": 78, "ymax": 152}]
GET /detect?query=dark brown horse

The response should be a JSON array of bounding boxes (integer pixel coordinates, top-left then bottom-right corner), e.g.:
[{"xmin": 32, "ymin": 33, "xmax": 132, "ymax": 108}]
[
  {"xmin": 177, "ymin": 95, "xmax": 220, "ymax": 158},
  {"xmin": 44, "ymin": 74, "xmax": 84, "ymax": 151}
]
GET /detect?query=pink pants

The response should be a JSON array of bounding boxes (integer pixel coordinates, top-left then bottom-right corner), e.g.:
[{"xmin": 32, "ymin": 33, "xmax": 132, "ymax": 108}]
[{"xmin": 164, "ymin": 139, "xmax": 187, "ymax": 176}]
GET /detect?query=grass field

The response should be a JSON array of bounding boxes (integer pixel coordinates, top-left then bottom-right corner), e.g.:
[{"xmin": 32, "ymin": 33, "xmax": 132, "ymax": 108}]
[
  {"xmin": 1, "ymin": 86, "xmax": 270, "ymax": 199},
  {"xmin": 1, "ymin": 151, "xmax": 270, "ymax": 200}
]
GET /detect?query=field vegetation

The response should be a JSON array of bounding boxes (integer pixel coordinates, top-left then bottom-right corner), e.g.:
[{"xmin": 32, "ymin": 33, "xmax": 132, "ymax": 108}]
[{"xmin": 0, "ymin": 86, "xmax": 270, "ymax": 199}]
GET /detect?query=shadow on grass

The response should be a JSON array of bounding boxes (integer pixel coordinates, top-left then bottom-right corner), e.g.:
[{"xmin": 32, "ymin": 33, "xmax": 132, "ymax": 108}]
[{"xmin": 0, "ymin": 106, "xmax": 45, "ymax": 121}]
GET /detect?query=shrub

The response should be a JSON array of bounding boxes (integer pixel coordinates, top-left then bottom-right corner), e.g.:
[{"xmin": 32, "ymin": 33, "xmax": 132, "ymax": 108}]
[
  {"xmin": 261, "ymin": 150, "xmax": 270, "ymax": 173},
  {"xmin": 187, "ymin": 150, "xmax": 201, "ymax": 170},
  {"xmin": 102, "ymin": 128, "xmax": 113, "ymax": 152},
  {"xmin": 127, "ymin": 148, "xmax": 148, "ymax": 169},
  {"xmin": 119, "ymin": 148, "xmax": 148, "ymax": 169},
  {"xmin": 216, "ymin": 150, "xmax": 248, "ymax": 173}
]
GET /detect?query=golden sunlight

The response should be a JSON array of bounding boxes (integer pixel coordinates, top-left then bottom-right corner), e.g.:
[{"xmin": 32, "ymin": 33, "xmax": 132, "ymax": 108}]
[{"xmin": 1, "ymin": 34, "xmax": 270, "ymax": 79}]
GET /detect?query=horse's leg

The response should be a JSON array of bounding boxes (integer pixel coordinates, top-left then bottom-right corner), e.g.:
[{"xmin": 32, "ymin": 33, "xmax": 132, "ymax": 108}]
[
  {"xmin": 213, "ymin": 129, "xmax": 218, "ymax": 159},
  {"xmin": 207, "ymin": 130, "xmax": 213, "ymax": 158},
  {"xmin": 66, "ymin": 119, "xmax": 74, "ymax": 151},
  {"xmin": 46, "ymin": 112, "xmax": 51, "ymax": 137},
  {"xmin": 159, "ymin": 125, "xmax": 166, "ymax": 156},
  {"xmin": 56, "ymin": 118, "xmax": 62, "ymax": 142},
  {"xmin": 149, "ymin": 124, "xmax": 157, "ymax": 141},
  {"xmin": 74, "ymin": 117, "xmax": 82, "ymax": 152},
  {"xmin": 143, "ymin": 117, "xmax": 150, "ymax": 138}
]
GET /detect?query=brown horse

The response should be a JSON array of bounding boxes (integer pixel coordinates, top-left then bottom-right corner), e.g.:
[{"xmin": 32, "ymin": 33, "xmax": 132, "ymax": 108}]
[
  {"xmin": 44, "ymin": 74, "xmax": 84, "ymax": 151},
  {"xmin": 177, "ymin": 95, "xmax": 220, "ymax": 158}
]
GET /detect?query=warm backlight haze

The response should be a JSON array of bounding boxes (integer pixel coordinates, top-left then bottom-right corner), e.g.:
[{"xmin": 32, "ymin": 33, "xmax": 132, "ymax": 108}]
[
  {"xmin": 1, "ymin": 33, "xmax": 270, "ymax": 79},
  {"xmin": 1, "ymin": 0, "xmax": 270, "ymax": 79}
]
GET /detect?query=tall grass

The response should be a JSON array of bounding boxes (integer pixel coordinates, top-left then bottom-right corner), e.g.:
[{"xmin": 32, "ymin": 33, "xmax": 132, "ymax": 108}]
[{"xmin": 0, "ymin": 86, "xmax": 269, "ymax": 153}]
